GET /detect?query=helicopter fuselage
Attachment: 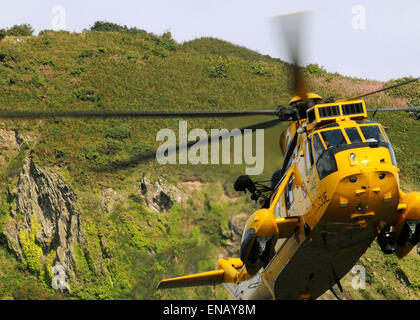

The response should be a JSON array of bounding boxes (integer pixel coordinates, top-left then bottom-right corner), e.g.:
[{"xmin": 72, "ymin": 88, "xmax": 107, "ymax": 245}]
[
  {"xmin": 157, "ymin": 99, "xmax": 420, "ymax": 300},
  {"xmin": 227, "ymin": 100, "xmax": 420, "ymax": 299},
  {"xmin": 240, "ymin": 129, "xmax": 400, "ymax": 299}
]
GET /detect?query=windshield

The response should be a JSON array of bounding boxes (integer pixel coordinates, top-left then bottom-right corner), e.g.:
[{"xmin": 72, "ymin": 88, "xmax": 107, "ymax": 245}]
[
  {"xmin": 310, "ymin": 124, "xmax": 395, "ymax": 180},
  {"xmin": 320, "ymin": 129, "xmax": 347, "ymax": 148},
  {"xmin": 312, "ymin": 124, "xmax": 388, "ymax": 163},
  {"xmin": 345, "ymin": 127, "xmax": 363, "ymax": 143},
  {"xmin": 359, "ymin": 125, "xmax": 386, "ymax": 143}
]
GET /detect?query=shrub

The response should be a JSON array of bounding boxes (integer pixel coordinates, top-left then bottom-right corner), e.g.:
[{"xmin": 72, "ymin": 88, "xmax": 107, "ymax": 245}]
[
  {"xmin": 39, "ymin": 58, "xmax": 55, "ymax": 67},
  {"xmin": 0, "ymin": 48, "xmax": 24, "ymax": 65},
  {"xmin": 249, "ymin": 61, "xmax": 273, "ymax": 77},
  {"xmin": 90, "ymin": 21, "xmax": 127, "ymax": 33},
  {"xmin": 78, "ymin": 48, "xmax": 108, "ymax": 60},
  {"xmin": 153, "ymin": 32, "xmax": 177, "ymax": 51},
  {"xmin": 104, "ymin": 139, "xmax": 123, "ymax": 154},
  {"xmin": 6, "ymin": 24, "xmax": 34, "ymax": 36},
  {"xmin": 89, "ymin": 21, "xmax": 146, "ymax": 35},
  {"xmin": 151, "ymin": 47, "xmax": 168, "ymax": 58},
  {"xmin": 306, "ymin": 63, "xmax": 328, "ymax": 77},
  {"xmin": 105, "ymin": 126, "xmax": 131, "ymax": 140},
  {"xmin": 131, "ymin": 142, "xmax": 151, "ymax": 158},
  {"xmin": 70, "ymin": 65, "xmax": 87, "ymax": 76},
  {"xmin": 128, "ymin": 194, "xmax": 143, "ymax": 205},
  {"xmin": 0, "ymin": 29, "xmax": 5, "ymax": 40},
  {"xmin": 209, "ymin": 56, "xmax": 231, "ymax": 78},
  {"xmin": 74, "ymin": 87, "xmax": 101, "ymax": 102},
  {"xmin": 84, "ymin": 145, "xmax": 101, "ymax": 161},
  {"xmin": 408, "ymin": 99, "xmax": 420, "ymax": 120},
  {"xmin": 41, "ymin": 37, "xmax": 53, "ymax": 46},
  {"xmin": 19, "ymin": 213, "xmax": 43, "ymax": 275},
  {"xmin": 385, "ymin": 77, "xmax": 420, "ymax": 100},
  {"xmin": 79, "ymin": 49, "xmax": 96, "ymax": 59},
  {"xmin": 126, "ymin": 51, "xmax": 140, "ymax": 61},
  {"xmin": 126, "ymin": 27, "xmax": 147, "ymax": 35}
]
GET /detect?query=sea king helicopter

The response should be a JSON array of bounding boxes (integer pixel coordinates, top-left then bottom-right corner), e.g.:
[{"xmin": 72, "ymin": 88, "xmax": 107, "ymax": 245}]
[
  {"xmin": 154, "ymin": 12, "xmax": 420, "ymax": 299},
  {"xmin": 1, "ymin": 12, "xmax": 419, "ymax": 300},
  {"xmin": 155, "ymin": 84, "xmax": 420, "ymax": 300}
]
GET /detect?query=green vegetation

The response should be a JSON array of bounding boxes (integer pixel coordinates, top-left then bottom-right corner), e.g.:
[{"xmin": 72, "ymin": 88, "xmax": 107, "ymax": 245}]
[
  {"xmin": 88, "ymin": 21, "xmax": 147, "ymax": 35},
  {"xmin": 340, "ymin": 242, "xmax": 420, "ymax": 300},
  {"xmin": 7, "ymin": 142, "xmax": 29, "ymax": 177},
  {"xmin": 0, "ymin": 21, "xmax": 418, "ymax": 300},
  {"xmin": 305, "ymin": 63, "xmax": 328, "ymax": 77},
  {"xmin": 184, "ymin": 37, "xmax": 278, "ymax": 63},
  {"xmin": 384, "ymin": 77, "xmax": 420, "ymax": 100},
  {"xmin": 19, "ymin": 212, "xmax": 43, "ymax": 275},
  {"xmin": 0, "ymin": 24, "xmax": 34, "ymax": 38}
]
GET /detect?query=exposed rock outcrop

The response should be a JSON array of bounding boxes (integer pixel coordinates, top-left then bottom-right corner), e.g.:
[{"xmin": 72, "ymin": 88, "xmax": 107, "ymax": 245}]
[
  {"xmin": 0, "ymin": 129, "xmax": 29, "ymax": 172},
  {"xmin": 4, "ymin": 157, "xmax": 85, "ymax": 291},
  {"xmin": 0, "ymin": 129, "xmax": 31, "ymax": 151},
  {"xmin": 0, "ymin": 129, "xmax": 20, "ymax": 151},
  {"xmin": 100, "ymin": 187, "xmax": 119, "ymax": 213},
  {"xmin": 140, "ymin": 176, "xmax": 183, "ymax": 212}
]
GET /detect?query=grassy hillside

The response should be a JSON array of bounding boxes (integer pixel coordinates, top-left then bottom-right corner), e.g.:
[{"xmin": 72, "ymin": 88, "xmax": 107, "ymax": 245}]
[{"xmin": 0, "ymin": 25, "xmax": 419, "ymax": 300}]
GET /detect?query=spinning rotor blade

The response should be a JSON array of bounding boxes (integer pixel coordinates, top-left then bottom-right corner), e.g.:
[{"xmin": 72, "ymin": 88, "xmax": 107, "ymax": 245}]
[
  {"xmin": 270, "ymin": 11, "xmax": 311, "ymax": 99},
  {"xmin": 0, "ymin": 109, "xmax": 280, "ymax": 119},
  {"xmin": 367, "ymin": 106, "xmax": 420, "ymax": 112},
  {"xmin": 338, "ymin": 77, "xmax": 419, "ymax": 102},
  {"xmin": 0, "ymin": 104, "xmax": 295, "ymax": 169},
  {"xmin": 110, "ymin": 117, "xmax": 286, "ymax": 168}
]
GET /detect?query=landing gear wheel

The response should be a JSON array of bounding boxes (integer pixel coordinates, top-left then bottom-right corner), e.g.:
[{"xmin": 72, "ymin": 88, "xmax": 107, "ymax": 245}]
[
  {"xmin": 409, "ymin": 223, "xmax": 420, "ymax": 246},
  {"xmin": 377, "ymin": 226, "xmax": 396, "ymax": 254}
]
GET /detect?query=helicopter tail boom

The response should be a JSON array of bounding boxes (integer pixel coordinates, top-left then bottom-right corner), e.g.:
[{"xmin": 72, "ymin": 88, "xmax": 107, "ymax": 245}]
[
  {"xmin": 157, "ymin": 258, "xmax": 247, "ymax": 290},
  {"xmin": 156, "ymin": 269, "xmax": 225, "ymax": 289}
]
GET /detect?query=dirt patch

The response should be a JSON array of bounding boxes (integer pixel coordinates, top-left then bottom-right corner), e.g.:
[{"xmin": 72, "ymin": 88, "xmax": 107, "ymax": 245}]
[{"xmin": 181, "ymin": 180, "xmax": 203, "ymax": 195}]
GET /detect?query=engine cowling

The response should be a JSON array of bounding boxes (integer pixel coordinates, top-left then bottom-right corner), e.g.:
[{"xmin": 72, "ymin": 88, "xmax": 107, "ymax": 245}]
[
  {"xmin": 394, "ymin": 192, "xmax": 420, "ymax": 258},
  {"xmin": 240, "ymin": 209, "xmax": 299, "ymax": 275},
  {"xmin": 280, "ymin": 122, "xmax": 297, "ymax": 156}
]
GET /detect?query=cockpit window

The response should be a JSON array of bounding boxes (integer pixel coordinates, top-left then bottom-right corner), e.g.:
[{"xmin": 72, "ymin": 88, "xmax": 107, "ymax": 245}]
[
  {"xmin": 320, "ymin": 129, "xmax": 347, "ymax": 148},
  {"xmin": 312, "ymin": 133, "xmax": 325, "ymax": 160},
  {"xmin": 360, "ymin": 125, "xmax": 385, "ymax": 143},
  {"xmin": 382, "ymin": 129, "xmax": 397, "ymax": 166},
  {"xmin": 345, "ymin": 127, "xmax": 363, "ymax": 143}
]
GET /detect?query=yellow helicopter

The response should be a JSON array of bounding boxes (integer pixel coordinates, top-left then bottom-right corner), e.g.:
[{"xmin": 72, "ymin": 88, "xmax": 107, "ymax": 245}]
[
  {"xmin": 153, "ymin": 13, "xmax": 420, "ymax": 299},
  {"xmin": 1, "ymin": 12, "xmax": 419, "ymax": 300},
  {"xmin": 155, "ymin": 88, "xmax": 420, "ymax": 300}
]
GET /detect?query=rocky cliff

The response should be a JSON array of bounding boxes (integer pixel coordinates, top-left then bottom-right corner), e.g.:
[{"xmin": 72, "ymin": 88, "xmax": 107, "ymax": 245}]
[
  {"xmin": 140, "ymin": 176, "xmax": 184, "ymax": 212},
  {"xmin": 4, "ymin": 157, "xmax": 85, "ymax": 291}
]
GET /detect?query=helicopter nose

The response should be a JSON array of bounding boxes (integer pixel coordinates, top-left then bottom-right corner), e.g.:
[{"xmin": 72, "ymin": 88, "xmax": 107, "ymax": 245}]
[
  {"xmin": 344, "ymin": 148, "xmax": 390, "ymax": 169},
  {"xmin": 329, "ymin": 147, "xmax": 400, "ymax": 227},
  {"xmin": 333, "ymin": 169, "xmax": 399, "ymax": 228}
]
